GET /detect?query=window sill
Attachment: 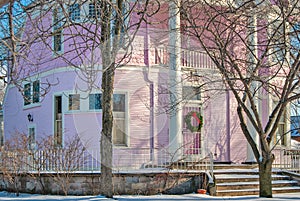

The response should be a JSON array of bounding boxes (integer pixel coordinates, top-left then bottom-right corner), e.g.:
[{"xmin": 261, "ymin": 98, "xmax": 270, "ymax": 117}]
[
  {"xmin": 113, "ymin": 144, "xmax": 128, "ymax": 148},
  {"xmin": 23, "ymin": 103, "xmax": 42, "ymax": 110}
]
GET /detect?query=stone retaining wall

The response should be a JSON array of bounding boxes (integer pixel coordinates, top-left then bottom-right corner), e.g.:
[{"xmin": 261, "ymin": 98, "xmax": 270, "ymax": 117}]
[{"xmin": 0, "ymin": 171, "xmax": 208, "ymax": 196}]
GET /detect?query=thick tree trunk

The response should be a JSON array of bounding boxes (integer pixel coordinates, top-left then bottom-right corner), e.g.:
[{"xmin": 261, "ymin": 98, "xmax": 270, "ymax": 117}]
[
  {"xmin": 100, "ymin": 62, "xmax": 115, "ymax": 198},
  {"xmin": 258, "ymin": 152, "xmax": 274, "ymax": 198}
]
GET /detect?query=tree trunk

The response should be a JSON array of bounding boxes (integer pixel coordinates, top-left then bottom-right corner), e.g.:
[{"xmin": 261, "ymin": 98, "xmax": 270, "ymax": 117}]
[
  {"xmin": 258, "ymin": 152, "xmax": 274, "ymax": 198},
  {"xmin": 100, "ymin": 62, "xmax": 115, "ymax": 198}
]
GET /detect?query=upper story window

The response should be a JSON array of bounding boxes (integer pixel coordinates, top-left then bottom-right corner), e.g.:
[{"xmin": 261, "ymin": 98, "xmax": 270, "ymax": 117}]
[
  {"xmin": 53, "ymin": 7, "xmax": 63, "ymax": 53},
  {"xmin": 32, "ymin": 80, "xmax": 40, "ymax": 103},
  {"xmin": 69, "ymin": 94, "xmax": 80, "ymax": 110},
  {"xmin": 88, "ymin": 3, "xmax": 101, "ymax": 19},
  {"xmin": 23, "ymin": 80, "xmax": 40, "ymax": 106},
  {"xmin": 69, "ymin": 3, "xmax": 81, "ymax": 21},
  {"xmin": 24, "ymin": 83, "xmax": 31, "ymax": 106}
]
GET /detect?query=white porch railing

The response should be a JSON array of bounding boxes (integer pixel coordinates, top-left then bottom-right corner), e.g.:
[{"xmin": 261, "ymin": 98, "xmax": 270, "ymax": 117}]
[
  {"xmin": 0, "ymin": 147, "xmax": 213, "ymax": 173},
  {"xmin": 273, "ymin": 148, "xmax": 300, "ymax": 173},
  {"xmin": 154, "ymin": 47, "xmax": 216, "ymax": 70}
]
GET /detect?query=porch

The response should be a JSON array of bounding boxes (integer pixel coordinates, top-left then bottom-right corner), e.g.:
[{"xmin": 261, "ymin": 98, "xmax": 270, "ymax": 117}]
[
  {"xmin": 1, "ymin": 147, "xmax": 299, "ymax": 173},
  {"xmin": 154, "ymin": 47, "xmax": 216, "ymax": 70}
]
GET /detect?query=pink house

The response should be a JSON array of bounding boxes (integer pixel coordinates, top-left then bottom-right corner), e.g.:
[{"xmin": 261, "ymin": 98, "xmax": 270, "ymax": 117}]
[{"xmin": 3, "ymin": 1, "xmax": 292, "ymax": 169}]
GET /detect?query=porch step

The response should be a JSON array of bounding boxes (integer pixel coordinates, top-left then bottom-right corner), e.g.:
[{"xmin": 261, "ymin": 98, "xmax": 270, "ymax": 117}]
[{"xmin": 214, "ymin": 168, "xmax": 300, "ymax": 196}]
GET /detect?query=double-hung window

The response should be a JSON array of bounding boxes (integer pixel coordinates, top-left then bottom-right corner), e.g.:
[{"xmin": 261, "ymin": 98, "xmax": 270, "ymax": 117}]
[
  {"xmin": 23, "ymin": 80, "xmax": 40, "ymax": 106},
  {"xmin": 88, "ymin": 92, "xmax": 127, "ymax": 146}
]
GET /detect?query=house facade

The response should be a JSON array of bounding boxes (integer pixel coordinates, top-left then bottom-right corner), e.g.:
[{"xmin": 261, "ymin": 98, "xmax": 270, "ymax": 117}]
[{"xmin": 2, "ymin": 0, "xmax": 292, "ymax": 168}]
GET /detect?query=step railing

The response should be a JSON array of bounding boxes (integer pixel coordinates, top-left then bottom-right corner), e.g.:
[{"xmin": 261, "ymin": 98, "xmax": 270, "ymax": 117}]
[{"xmin": 272, "ymin": 148, "xmax": 300, "ymax": 173}]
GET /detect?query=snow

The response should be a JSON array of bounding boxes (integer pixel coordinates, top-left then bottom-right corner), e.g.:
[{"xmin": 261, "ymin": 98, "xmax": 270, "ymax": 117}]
[{"xmin": 0, "ymin": 192, "xmax": 300, "ymax": 201}]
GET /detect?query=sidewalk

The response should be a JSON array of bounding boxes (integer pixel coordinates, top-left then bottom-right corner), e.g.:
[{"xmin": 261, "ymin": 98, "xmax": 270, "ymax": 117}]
[{"xmin": 115, "ymin": 193, "xmax": 300, "ymax": 200}]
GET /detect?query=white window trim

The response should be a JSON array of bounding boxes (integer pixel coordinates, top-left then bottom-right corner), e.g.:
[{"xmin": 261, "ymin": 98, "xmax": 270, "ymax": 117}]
[{"xmin": 23, "ymin": 80, "xmax": 41, "ymax": 110}]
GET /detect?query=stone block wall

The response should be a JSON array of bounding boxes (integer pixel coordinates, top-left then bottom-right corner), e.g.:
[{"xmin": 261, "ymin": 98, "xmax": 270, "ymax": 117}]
[{"xmin": 0, "ymin": 171, "xmax": 208, "ymax": 196}]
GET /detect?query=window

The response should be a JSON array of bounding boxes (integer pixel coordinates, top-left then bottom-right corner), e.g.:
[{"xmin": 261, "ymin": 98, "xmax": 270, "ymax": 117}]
[
  {"xmin": 24, "ymin": 83, "xmax": 31, "ymax": 106},
  {"xmin": 53, "ymin": 7, "xmax": 63, "ymax": 53},
  {"xmin": 113, "ymin": 93, "xmax": 126, "ymax": 146},
  {"xmin": 88, "ymin": 3, "xmax": 101, "ymax": 19},
  {"xmin": 33, "ymin": 80, "xmax": 40, "ymax": 103},
  {"xmin": 69, "ymin": 94, "xmax": 80, "ymax": 110},
  {"xmin": 54, "ymin": 96, "xmax": 63, "ymax": 147},
  {"xmin": 89, "ymin": 93, "xmax": 102, "ymax": 110},
  {"xmin": 69, "ymin": 3, "xmax": 80, "ymax": 21},
  {"xmin": 182, "ymin": 86, "xmax": 201, "ymax": 101},
  {"xmin": 113, "ymin": 94, "xmax": 125, "ymax": 112},
  {"xmin": 23, "ymin": 81, "xmax": 40, "ymax": 106},
  {"xmin": 28, "ymin": 127, "xmax": 35, "ymax": 150},
  {"xmin": 273, "ymin": 100, "xmax": 287, "ymax": 146},
  {"xmin": 53, "ymin": 33, "xmax": 62, "ymax": 52},
  {"xmin": 275, "ymin": 111, "xmax": 287, "ymax": 146}
]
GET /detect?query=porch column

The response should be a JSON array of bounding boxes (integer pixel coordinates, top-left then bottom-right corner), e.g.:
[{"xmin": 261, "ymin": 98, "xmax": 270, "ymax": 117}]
[
  {"xmin": 246, "ymin": 11, "xmax": 260, "ymax": 163},
  {"xmin": 168, "ymin": 1, "xmax": 182, "ymax": 159}
]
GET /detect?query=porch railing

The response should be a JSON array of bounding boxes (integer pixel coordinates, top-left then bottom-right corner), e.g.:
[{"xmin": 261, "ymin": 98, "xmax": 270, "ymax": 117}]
[
  {"xmin": 0, "ymin": 147, "xmax": 213, "ymax": 173},
  {"xmin": 272, "ymin": 148, "xmax": 300, "ymax": 173},
  {"xmin": 155, "ymin": 47, "xmax": 216, "ymax": 70}
]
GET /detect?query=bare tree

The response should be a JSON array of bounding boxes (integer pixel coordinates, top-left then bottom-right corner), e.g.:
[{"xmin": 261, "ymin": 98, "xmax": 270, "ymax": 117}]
[
  {"xmin": 1, "ymin": 0, "xmax": 156, "ymax": 197},
  {"xmin": 176, "ymin": 0, "xmax": 300, "ymax": 197}
]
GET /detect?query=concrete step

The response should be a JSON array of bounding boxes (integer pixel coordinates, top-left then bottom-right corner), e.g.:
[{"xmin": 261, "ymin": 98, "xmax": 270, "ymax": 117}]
[
  {"xmin": 216, "ymin": 180, "xmax": 299, "ymax": 191},
  {"xmin": 213, "ymin": 168, "xmax": 300, "ymax": 196},
  {"xmin": 216, "ymin": 186, "xmax": 300, "ymax": 196},
  {"xmin": 214, "ymin": 174, "xmax": 289, "ymax": 183}
]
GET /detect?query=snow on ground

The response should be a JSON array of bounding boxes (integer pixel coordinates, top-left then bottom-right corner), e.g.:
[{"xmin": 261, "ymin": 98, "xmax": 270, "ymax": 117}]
[{"xmin": 0, "ymin": 192, "xmax": 299, "ymax": 201}]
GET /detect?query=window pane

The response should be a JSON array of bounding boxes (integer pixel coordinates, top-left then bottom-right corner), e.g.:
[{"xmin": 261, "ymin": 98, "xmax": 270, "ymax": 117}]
[
  {"xmin": 182, "ymin": 86, "xmax": 201, "ymax": 101},
  {"xmin": 29, "ymin": 127, "xmax": 35, "ymax": 150},
  {"xmin": 53, "ymin": 7, "xmax": 63, "ymax": 52},
  {"xmin": 69, "ymin": 3, "xmax": 80, "ymax": 21},
  {"xmin": 113, "ymin": 118, "xmax": 126, "ymax": 145},
  {"xmin": 33, "ymin": 80, "xmax": 40, "ymax": 103},
  {"xmin": 113, "ymin": 94, "xmax": 125, "ymax": 112},
  {"xmin": 89, "ymin": 93, "xmax": 102, "ymax": 110},
  {"xmin": 69, "ymin": 94, "xmax": 80, "ymax": 110},
  {"xmin": 89, "ymin": 3, "xmax": 101, "ymax": 19},
  {"xmin": 53, "ymin": 32, "xmax": 62, "ymax": 52},
  {"xmin": 24, "ymin": 83, "xmax": 31, "ymax": 105}
]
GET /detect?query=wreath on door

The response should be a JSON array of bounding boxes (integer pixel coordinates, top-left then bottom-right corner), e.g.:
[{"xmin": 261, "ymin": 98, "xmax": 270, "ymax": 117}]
[{"xmin": 184, "ymin": 111, "xmax": 203, "ymax": 132}]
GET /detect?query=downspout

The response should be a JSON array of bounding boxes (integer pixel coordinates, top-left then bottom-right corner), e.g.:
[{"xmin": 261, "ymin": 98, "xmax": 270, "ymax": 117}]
[
  {"xmin": 143, "ymin": 19, "xmax": 155, "ymax": 161},
  {"xmin": 226, "ymin": 88, "xmax": 231, "ymax": 162}
]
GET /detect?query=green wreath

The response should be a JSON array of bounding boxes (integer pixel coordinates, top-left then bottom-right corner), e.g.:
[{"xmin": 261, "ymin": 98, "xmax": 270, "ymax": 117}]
[{"xmin": 184, "ymin": 111, "xmax": 203, "ymax": 132}]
